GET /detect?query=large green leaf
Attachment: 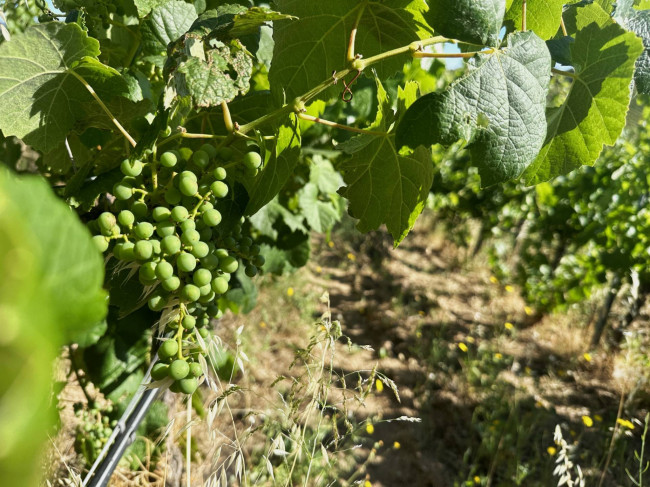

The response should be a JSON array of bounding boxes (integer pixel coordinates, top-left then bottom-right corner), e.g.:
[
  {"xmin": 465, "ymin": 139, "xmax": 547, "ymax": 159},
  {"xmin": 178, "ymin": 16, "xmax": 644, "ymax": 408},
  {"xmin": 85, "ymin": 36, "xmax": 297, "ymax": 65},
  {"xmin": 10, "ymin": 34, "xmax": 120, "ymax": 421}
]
[
  {"xmin": 396, "ymin": 31, "xmax": 551, "ymax": 186},
  {"xmin": 269, "ymin": 0, "xmax": 431, "ymax": 103},
  {"xmin": 426, "ymin": 0, "xmax": 505, "ymax": 46},
  {"xmin": 504, "ymin": 0, "xmax": 565, "ymax": 39},
  {"xmin": 0, "ymin": 167, "xmax": 108, "ymax": 484},
  {"xmin": 339, "ymin": 78, "xmax": 433, "ymax": 245},
  {"xmin": 245, "ymin": 122, "xmax": 301, "ymax": 215},
  {"xmin": 0, "ymin": 23, "xmax": 126, "ymax": 152},
  {"xmin": 615, "ymin": 0, "xmax": 650, "ymax": 94},
  {"xmin": 141, "ymin": 0, "xmax": 198, "ymax": 53},
  {"xmin": 523, "ymin": 3, "xmax": 644, "ymax": 184}
]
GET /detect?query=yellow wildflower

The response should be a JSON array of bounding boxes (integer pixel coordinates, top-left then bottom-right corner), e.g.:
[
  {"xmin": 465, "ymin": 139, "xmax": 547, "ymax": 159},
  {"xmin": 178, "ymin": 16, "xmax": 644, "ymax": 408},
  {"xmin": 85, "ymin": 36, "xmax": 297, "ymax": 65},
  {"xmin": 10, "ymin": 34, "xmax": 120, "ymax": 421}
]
[
  {"xmin": 494, "ymin": 353, "xmax": 503, "ymax": 360},
  {"xmin": 375, "ymin": 379, "xmax": 384, "ymax": 393},
  {"xmin": 617, "ymin": 418, "xmax": 635, "ymax": 430},
  {"xmin": 347, "ymin": 252, "xmax": 356, "ymax": 261},
  {"xmin": 286, "ymin": 287, "xmax": 294, "ymax": 297},
  {"xmin": 505, "ymin": 285, "xmax": 514, "ymax": 293},
  {"xmin": 315, "ymin": 265, "xmax": 322, "ymax": 273},
  {"xmin": 474, "ymin": 476, "xmax": 481, "ymax": 484},
  {"xmin": 547, "ymin": 446, "xmax": 557, "ymax": 456},
  {"xmin": 418, "ymin": 310, "xmax": 425, "ymax": 316},
  {"xmin": 524, "ymin": 306, "xmax": 533, "ymax": 316},
  {"xmin": 259, "ymin": 321, "xmax": 267, "ymax": 328},
  {"xmin": 364, "ymin": 481, "xmax": 372, "ymax": 487},
  {"xmin": 327, "ymin": 240, "xmax": 334, "ymax": 248},
  {"xmin": 366, "ymin": 423, "xmax": 374, "ymax": 434},
  {"xmin": 583, "ymin": 352, "xmax": 592, "ymax": 362},
  {"xmin": 582, "ymin": 415, "xmax": 594, "ymax": 427},
  {"xmin": 504, "ymin": 322, "xmax": 514, "ymax": 330},
  {"xmin": 489, "ymin": 276, "xmax": 498, "ymax": 284},
  {"xmin": 393, "ymin": 441, "xmax": 401, "ymax": 449},
  {"xmin": 466, "ymin": 336, "xmax": 475, "ymax": 343},
  {"xmin": 594, "ymin": 414, "xmax": 603, "ymax": 422},
  {"xmin": 458, "ymin": 342, "xmax": 468, "ymax": 353}
]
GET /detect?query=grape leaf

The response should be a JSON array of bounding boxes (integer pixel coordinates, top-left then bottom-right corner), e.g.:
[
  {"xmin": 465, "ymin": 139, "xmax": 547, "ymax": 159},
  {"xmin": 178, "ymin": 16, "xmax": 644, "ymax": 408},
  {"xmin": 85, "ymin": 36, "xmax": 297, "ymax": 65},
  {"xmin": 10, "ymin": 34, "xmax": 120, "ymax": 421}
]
[
  {"xmin": 297, "ymin": 158, "xmax": 343, "ymax": 233},
  {"xmin": 141, "ymin": 0, "xmax": 198, "ymax": 52},
  {"xmin": 133, "ymin": 0, "xmax": 168, "ymax": 17},
  {"xmin": 523, "ymin": 3, "xmax": 644, "ymax": 184},
  {"xmin": 0, "ymin": 23, "xmax": 126, "ymax": 152},
  {"xmin": 426, "ymin": 0, "xmax": 505, "ymax": 46},
  {"xmin": 504, "ymin": 0, "xmax": 565, "ymax": 39},
  {"xmin": 339, "ymin": 78, "xmax": 433, "ymax": 245},
  {"xmin": 614, "ymin": 0, "xmax": 650, "ymax": 94},
  {"xmin": 546, "ymin": 36, "xmax": 575, "ymax": 66},
  {"xmin": 269, "ymin": 0, "xmax": 431, "ymax": 103},
  {"xmin": 189, "ymin": 6, "xmax": 294, "ymax": 39},
  {"xmin": 245, "ymin": 122, "xmax": 301, "ymax": 215},
  {"xmin": 396, "ymin": 31, "xmax": 551, "ymax": 186}
]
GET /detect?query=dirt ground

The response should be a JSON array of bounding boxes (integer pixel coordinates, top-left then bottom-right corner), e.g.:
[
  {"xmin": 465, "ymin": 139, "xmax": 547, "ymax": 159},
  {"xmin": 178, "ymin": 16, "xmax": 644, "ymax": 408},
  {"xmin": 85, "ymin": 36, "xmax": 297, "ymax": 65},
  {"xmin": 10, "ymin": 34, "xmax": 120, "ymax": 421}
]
[{"xmin": 47, "ymin": 214, "xmax": 650, "ymax": 486}]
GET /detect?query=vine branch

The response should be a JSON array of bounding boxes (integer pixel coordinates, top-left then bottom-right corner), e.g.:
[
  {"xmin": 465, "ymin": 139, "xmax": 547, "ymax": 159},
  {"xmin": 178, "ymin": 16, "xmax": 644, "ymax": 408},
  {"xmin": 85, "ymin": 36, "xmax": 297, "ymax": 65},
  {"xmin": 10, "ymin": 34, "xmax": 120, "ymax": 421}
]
[
  {"xmin": 551, "ymin": 67, "xmax": 577, "ymax": 79},
  {"xmin": 347, "ymin": 1, "xmax": 368, "ymax": 62},
  {"xmin": 297, "ymin": 112, "xmax": 387, "ymax": 136}
]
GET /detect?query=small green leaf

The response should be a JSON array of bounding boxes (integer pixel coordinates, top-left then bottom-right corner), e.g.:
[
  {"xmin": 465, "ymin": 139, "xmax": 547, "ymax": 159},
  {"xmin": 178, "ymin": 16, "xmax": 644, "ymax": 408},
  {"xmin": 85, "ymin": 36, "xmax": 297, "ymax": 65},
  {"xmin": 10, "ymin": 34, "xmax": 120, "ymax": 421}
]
[
  {"xmin": 270, "ymin": 0, "xmax": 431, "ymax": 103},
  {"xmin": 133, "ymin": 0, "xmax": 168, "ymax": 18},
  {"xmin": 426, "ymin": 0, "xmax": 505, "ymax": 46},
  {"xmin": 245, "ymin": 122, "xmax": 301, "ymax": 215},
  {"xmin": 546, "ymin": 36, "xmax": 575, "ymax": 66},
  {"xmin": 141, "ymin": 0, "xmax": 198, "ymax": 52},
  {"xmin": 397, "ymin": 31, "xmax": 551, "ymax": 186},
  {"xmin": 505, "ymin": 0, "xmax": 565, "ymax": 39},
  {"xmin": 523, "ymin": 3, "xmax": 644, "ymax": 183}
]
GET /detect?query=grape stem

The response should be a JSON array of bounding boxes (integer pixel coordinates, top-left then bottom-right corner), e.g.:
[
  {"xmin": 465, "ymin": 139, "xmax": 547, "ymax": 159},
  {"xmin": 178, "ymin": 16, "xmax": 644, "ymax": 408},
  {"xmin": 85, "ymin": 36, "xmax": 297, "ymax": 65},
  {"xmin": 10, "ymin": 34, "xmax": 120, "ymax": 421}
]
[
  {"xmin": 551, "ymin": 67, "xmax": 577, "ymax": 79},
  {"xmin": 67, "ymin": 69, "xmax": 137, "ymax": 147},
  {"xmin": 190, "ymin": 192, "xmax": 212, "ymax": 219},
  {"xmin": 347, "ymin": 1, "xmax": 368, "ymax": 62}
]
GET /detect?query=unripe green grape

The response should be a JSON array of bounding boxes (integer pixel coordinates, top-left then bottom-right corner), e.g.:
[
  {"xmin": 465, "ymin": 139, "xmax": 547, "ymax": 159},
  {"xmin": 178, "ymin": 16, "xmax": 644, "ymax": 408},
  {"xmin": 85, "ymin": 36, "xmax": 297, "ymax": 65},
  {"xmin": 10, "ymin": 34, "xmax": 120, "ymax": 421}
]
[
  {"xmin": 120, "ymin": 242, "xmax": 136, "ymax": 261},
  {"xmin": 169, "ymin": 381, "xmax": 182, "ymax": 393},
  {"xmin": 134, "ymin": 240, "xmax": 153, "ymax": 260},
  {"xmin": 219, "ymin": 256, "xmax": 239, "ymax": 274},
  {"xmin": 188, "ymin": 362, "xmax": 203, "ymax": 378},
  {"xmin": 112, "ymin": 242, "xmax": 125, "ymax": 259},
  {"xmin": 222, "ymin": 272, "xmax": 232, "ymax": 282},
  {"xmin": 98, "ymin": 212, "xmax": 117, "ymax": 232},
  {"xmin": 155, "ymin": 260, "xmax": 174, "ymax": 280},
  {"xmin": 134, "ymin": 222, "xmax": 154, "ymax": 240},
  {"xmin": 178, "ymin": 147, "xmax": 193, "ymax": 162},
  {"xmin": 193, "ymin": 268, "xmax": 212, "ymax": 287},
  {"xmin": 117, "ymin": 210, "xmax": 135, "ymax": 227},
  {"xmin": 171, "ymin": 206, "xmax": 189, "ymax": 222},
  {"xmin": 152, "ymin": 206, "xmax": 171, "ymax": 222},
  {"xmin": 161, "ymin": 235, "xmax": 182, "ymax": 255},
  {"xmin": 245, "ymin": 167, "xmax": 259, "ymax": 178},
  {"xmin": 213, "ymin": 167, "xmax": 227, "ymax": 180},
  {"xmin": 181, "ymin": 229, "xmax": 201, "ymax": 245},
  {"xmin": 239, "ymin": 245, "xmax": 250, "ymax": 254},
  {"xmin": 103, "ymin": 224, "xmax": 120, "ymax": 238},
  {"xmin": 156, "ymin": 221, "xmax": 176, "ymax": 238},
  {"xmin": 121, "ymin": 159, "xmax": 143, "ymax": 177},
  {"xmin": 192, "ymin": 150, "xmax": 210, "ymax": 169},
  {"xmin": 131, "ymin": 201, "xmax": 148, "ymax": 219},
  {"xmin": 200, "ymin": 143, "xmax": 218, "ymax": 159},
  {"xmin": 202, "ymin": 208, "xmax": 222, "ymax": 227},
  {"xmin": 92, "ymin": 235, "xmax": 109, "ymax": 253},
  {"xmin": 199, "ymin": 284, "xmax": 212, "ymax": 296},
  {"xmin": 198, "ymin": 291, "xmax": 215, "ymax": 303},
  {"xmin": 211, "ymin": 276, "xmax": 229, "ymax": 294},
  {"xmin": 162, "ymin": 276, "xmax": 181, "ymax": 291},
  {"xmin": 169, "ymin": 359, "xmax": 190, "ymax": 380},
  {"xmin": 253, "ymin": 255, "xmax": 265, "ymax": 267},
  {"xmin": 159, "ymin": 151, "xmax": 178, "ymax": 168},
  {"xmin": 182, "ymin": 315, "xmax": 196, "ymax": 330},
  {"xmin": 245, "ymin": 264, "xmax": 258, "ymax": 277},
  {"xmin": 215, "ymin": 248, "xmax": 229, "ymax": 259},
  {"xmin": 195, "ymin": 218, "xmax": 207, "ymax": 231},
  {"xmin": 191, "ymin": 241, "xmax": 210, "ymax": 259},
  {"xmin": 201, "ymin": 254, "xmax": 220, "ymax": 270},
  {"xmin": 177, "ymin": 252, "xmax": 197, "ymax": 272},
  {"xmin": 210, "ymin": 181, "xmax": 229, "ymax": 198},
  {"xmin": 199, "ymin": 228, "xmax": 213, "ymax": 241},
  {"xmin": 207, "ymin": 305, "xmax": 223, "ymax": 319},
  {"xmin": 179, "ymin": 177, "xmax": 198, "ymax": 197},
  {"xmin": 148, "ymin": 293, "xmax": 167, "ymax": 311},
  {"xmin": 165, "ymin": 187, "xmax": 182, "ymax": 205},
  {"xmin": 139, "ymin": 261, "xmax": 157, "ymax": 282},
  {"xmin": 198, "ymin": 183, "xmax": 210, "ymax": 195},
  {"xmin": 242, "ymin": 151, "xmax": 262, "ymax": 170},
  {"xmin": 179, "ymin": 170, "xmax": 197, "ymax": 182},
  {"xmin": 199, "ymin": 328, "xmax": 210, "ymax": 338},
  {"xmin": 159, "ymin": 339, "xmax": 179, "ymax": 359},
  {"xmin": 151, "ymin": 363, "xmax": 169, "ymax": 381},
  {"xmin": 113, "ymin": 183, "xmax": 133, "ymax": 201},
  {"xmin": 240, "ymin": 237, "xmax": 252, "ymax": 247},
  {"xmin": 217, "ymin": 147, "xmax": 233, "ymax": 160},
  {"xmin": 181, "ymin": 284, "xmax": 200, "ymax": 302},
  {"xmin": 178, "ymin": 377, "xmax": 198, "ymax": 394},
  {"xmin": 222, "ymin": 237, "xmax": 237, "ymax": 248},
  {"xmin": 180, "ymin": 219, "xmax": 196, "ymax": 233}
]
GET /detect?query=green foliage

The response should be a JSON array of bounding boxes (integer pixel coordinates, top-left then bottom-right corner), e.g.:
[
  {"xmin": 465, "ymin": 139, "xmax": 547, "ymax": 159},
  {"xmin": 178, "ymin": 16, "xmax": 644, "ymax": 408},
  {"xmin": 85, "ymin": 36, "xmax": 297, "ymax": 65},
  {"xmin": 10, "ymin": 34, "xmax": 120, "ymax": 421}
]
[{"xmin": 427, "ymin": 0, "xmax": 505, "ymax": 46}]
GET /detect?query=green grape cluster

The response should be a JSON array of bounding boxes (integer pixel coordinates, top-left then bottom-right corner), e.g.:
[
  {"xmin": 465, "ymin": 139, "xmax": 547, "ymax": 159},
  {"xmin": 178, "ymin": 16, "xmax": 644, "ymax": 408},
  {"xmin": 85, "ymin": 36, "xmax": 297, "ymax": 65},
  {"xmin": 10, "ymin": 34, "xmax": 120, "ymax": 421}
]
[
  {"xmin": 54, "ymin": 0, "xmax": 125, "ymax": 27},
  {"xmin": 74, "ymin": 403, "xmax": 117, "ymax": 464},
  {"xmin": 88, "ymin": 143, "xmax": 265, "ymax": 394}
]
